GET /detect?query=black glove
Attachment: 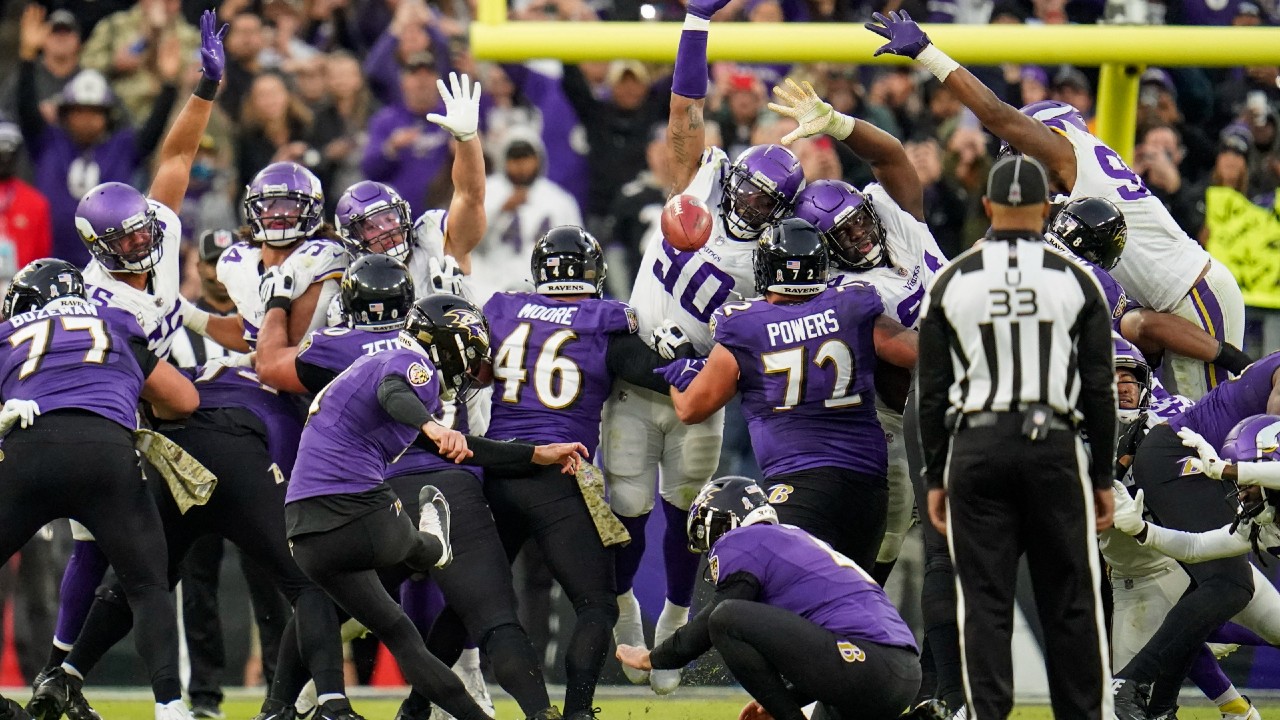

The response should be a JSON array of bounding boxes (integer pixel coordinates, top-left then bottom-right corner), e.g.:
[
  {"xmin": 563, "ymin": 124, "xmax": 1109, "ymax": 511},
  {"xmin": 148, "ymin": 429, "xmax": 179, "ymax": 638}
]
[{"xmin": 1214, "ymin": 341, "xmax": 1254, "ymax": 375}]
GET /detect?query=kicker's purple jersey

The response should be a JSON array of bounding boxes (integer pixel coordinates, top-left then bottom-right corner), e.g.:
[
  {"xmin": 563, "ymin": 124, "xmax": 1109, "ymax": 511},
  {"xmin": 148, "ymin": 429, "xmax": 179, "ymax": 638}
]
[
  {"xmin": 1169, "ymin": 352, "xmax": 1280, "ymax": 449},
  {"xmin": 713, "ymin": 284, "xmax": 887, "ymax": 478},
  {"xmin": 0, "ymin": 302, "xmax": 148, "ymax": 429},
  {"xmin": 484, "ymin": 292, "xmax": 637, "ymax": 451},
  {"xmin": 187, "ymin": 364, "xmax": 304, "ymax": 477},
  {"xmin": 287, "ymin": 348, "xmax": 443, "ymax": 503},
  {"xmin": 296, "ymin": 326, "xmax": 475, "ymax": 479},
  {"xmin": 710, "ymin": 524, "xmax": 917, "ymax": 651}
]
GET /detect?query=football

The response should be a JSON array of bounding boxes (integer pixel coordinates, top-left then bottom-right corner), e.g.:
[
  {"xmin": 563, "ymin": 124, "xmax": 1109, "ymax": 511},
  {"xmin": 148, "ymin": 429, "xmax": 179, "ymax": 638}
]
[{"xmin": 660, "ymin": 194, "xmax": 713, "ymax": 252}]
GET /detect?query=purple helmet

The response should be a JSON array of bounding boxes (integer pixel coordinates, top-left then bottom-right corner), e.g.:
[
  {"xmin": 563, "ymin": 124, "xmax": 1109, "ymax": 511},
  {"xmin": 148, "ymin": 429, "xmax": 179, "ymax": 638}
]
[
  {"xmin": 243, "ymin": 162, "xmax": 324, "ymax": 247},
  {"xmin": 720, "ymin": 144, "xmax": 805, "ymax": 239},
  {"xmin": 1113, "ymin": 333, "xmax": 1151, "ymax": 424},
  {"xmin": 1020, "ymin": 100, "xmax": 1089, "ymax": 134},
  {"xmin": 1222, "ymin": 415, "xmax": 1280, "ymax": 464},
  {"xmin": 793, "ymin": 180, "xmax": 887, "ymax": 271},
  {"xmin": 334, "ymin": 181, "xmax": 414, "ymax": 260},
  {"xmin": 75, "ymin": 182, "xmax": 163, "ymax": 273}
]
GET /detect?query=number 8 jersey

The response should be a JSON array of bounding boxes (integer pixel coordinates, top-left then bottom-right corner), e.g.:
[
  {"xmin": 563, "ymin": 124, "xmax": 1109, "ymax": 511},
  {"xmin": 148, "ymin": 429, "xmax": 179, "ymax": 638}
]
[
  {"xmin": 629, "ymin": 148, "xmax": 757, "ymax": 354},
  {"xmin": 712, "ymin": 283, "xmax": 887, "ymax": 479}
]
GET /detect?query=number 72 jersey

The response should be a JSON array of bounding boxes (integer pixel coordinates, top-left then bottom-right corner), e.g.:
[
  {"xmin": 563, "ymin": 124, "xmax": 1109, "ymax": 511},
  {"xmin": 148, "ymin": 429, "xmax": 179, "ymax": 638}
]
[{"xmin": 712, "ymin": 283, "xmax": 888, "ymax": 479}]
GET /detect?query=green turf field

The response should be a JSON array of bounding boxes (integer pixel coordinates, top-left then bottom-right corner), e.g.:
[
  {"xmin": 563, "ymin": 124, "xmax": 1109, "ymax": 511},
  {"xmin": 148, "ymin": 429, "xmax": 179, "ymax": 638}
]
[{"xmin": 80, "ymin": 696, "xmax": 1280, "ymax": 720}]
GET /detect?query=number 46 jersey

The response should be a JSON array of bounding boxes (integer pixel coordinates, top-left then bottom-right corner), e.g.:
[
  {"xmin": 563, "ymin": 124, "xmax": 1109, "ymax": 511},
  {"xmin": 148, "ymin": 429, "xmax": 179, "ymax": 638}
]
[
  {"xmin": 629, "ymin": 147, "xmax": 756, "ymax": 354},
  {"xmin": 712, "ymin": 283, "xmax": 887, "ymax": 479}
]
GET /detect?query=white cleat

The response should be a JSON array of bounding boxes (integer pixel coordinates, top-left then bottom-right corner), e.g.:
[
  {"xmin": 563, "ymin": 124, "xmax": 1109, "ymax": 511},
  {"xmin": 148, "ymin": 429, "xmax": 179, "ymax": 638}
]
[
  {"xmin": 155, "ymin": 700, "xmax": 195, "ymax": 720},
  {"xmin": 650, "ymin": 600, "xmax": 689, "ymax": 695},
  {"xmin": 295, "ymin": 681, "xmax": 318, "ymax": 717},
  {"xmin": 1222, "ymin": 698, "xmax": 1261, "ymax": 720},
  {"xmin": 418, "ymin": 486, "xmax": 453, "ymax": 568},
  {"xmin": 428, "ymin": 649, "xmax": 497, "ymax": 720},
  {"xmin": 613, "ymin": 590, "xmax": 650, "ymax": 685}
]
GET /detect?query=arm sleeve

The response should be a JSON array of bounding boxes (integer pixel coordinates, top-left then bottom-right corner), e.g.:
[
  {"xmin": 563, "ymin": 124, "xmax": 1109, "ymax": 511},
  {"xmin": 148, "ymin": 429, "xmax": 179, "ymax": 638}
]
[
  {"xmin": 377, "ymin": 374, "xmax": 435, "ymax": 428},
  {"xmin": 295, "ymin": 358, "xmax": 338, "ymax": 395},
  {"xmin": 559, "ymin": 65, "xmax": 600, "ymax": 125},
  {"xmin": 133, "ymin": 82, "xmax": 179, "ymax": 162},
  {"xmin": 16, "ymin": 60, "xmax": 47, "ymax": 148},
  {"xmin": 411, "ymin": 433, "xmax": 537, "ymax": 471},
  {"xmin": 1071, "ymin": 267, "xmax": 1119, "ymax": 489},
  {"xmin": 130, "ymin": 336, "xmax": 161, "ymax": 378},
  {"xmin": 1141, "ymin": 523, "xmax": 1250, "ymax": 562},
  {"xmin": 606, "ymin": 333, "xmax": 675, "ymax": 394},
  {"xmin": 917, "ymin": 289, "xmax": 955, "ymax": 491},
  {"xmin": 649, "ymin": 571, "xmax": 762, "ymax": 669}
]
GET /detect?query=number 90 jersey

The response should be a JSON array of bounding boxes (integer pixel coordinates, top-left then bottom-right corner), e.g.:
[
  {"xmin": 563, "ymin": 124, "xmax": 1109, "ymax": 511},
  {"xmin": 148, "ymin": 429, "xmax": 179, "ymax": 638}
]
[
  {"xmin": 713, "ymin": 283, "xmax": 887, "ymax": 479},
  {"xmin": 629, "ymin": 148, "xmax": 756, "ymax": 355},
  {"xmin": 1052, "ymin": 122, "xmax": 1209, "ymax": 312}
]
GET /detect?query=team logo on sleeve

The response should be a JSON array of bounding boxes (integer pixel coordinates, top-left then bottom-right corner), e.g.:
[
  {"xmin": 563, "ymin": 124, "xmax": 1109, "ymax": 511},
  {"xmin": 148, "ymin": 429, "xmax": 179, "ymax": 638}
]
[
  {"xmin": 1178, "ymin": 457, "xmax": 1205, "ymax": 476},
  {"xmin": 836, "ymin": 641, "xmax": 865, "ymax": 663},
  {"xmin": 708, "ymin": 554, "xmax": 720, "ymax": 584},
  {"xmin": 625, "ymin": 307, "xmax": 638, "ymax": 333},
  {"xmin": 407, "ymin": 362, "xmax": 433, "ymax": 387}
]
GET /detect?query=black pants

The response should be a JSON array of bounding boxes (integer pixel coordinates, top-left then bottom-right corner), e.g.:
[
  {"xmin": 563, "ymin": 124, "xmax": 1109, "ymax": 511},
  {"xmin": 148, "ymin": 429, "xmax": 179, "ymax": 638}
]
[
  {"xmin": 387, "ymin": 470, "xmax": 550, "ymax": 718},
  {"xmin": 945, "ymin": 416, "xmax": 1108, "ymax": 720},
  {"xmin": 180, "ymin": 535, "xmax": 290, "ymax": 705},
  {"xmin": 0, "ymin": 413, "xmax": 181, "ymax": 702},
  {"xmin": 65, "ymin": 413, "xmax": 346, "ymax": 701},
  {"xmin": 1124, "ymin": 424, "xmax": 1254, "ymax": 710},
  {"xmin": 764, "ymin": 466, "xmax": 888, "ymax": 571},
  {"xmin": 289, "ymin": 497, "xmax": 488, "ymax": 720},
  {"xmin": 485, "ymin": 464, "xmax": 618, "ymax": 717},
  {"xmin": 710, "ymin": 600, "xmax": 920, "ymax": 720}
]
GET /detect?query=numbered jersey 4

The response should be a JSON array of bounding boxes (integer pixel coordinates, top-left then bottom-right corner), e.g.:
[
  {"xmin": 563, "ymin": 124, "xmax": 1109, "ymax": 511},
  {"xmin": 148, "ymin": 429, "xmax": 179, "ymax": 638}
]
[
  {"xmin": 630, "ymin": 148, "xmax": 756, "ymax": 354},
  {"xmin": 0, "ymin": 302, "xmax": 149, "ymax": 430},
  {"xmin": 83, "ymin": 199, "xmax": 185, "ymax": 361},
  {"xmin": 834, "ymin": 184, "xmax": 947, "ymax": 330},
  {"xmin": 485, "ymin": 291, "xmax": 637, "ymax": 452},
  {"xmin": 1052, "ymin": 122, "xmax": 1209, "ymax": 311},
  {"xmin": 713, "ymin": 283, "xmax": 888, "ymax": 478},
  {"xmin": 218, "ymin": 237, "xmax": 348, "ymax": 345}
]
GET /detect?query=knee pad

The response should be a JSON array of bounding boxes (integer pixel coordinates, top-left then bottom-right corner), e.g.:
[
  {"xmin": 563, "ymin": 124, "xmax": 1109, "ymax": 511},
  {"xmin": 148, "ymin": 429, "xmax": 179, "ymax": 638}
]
[
  {"xmin": 573, "ymin": 593, "xmax": 619, "ymax": 626},
  {"xmin": 609, "ymin": 478, "xmax": 657, "ymax": 518},
  {"xmin": 877, "ymin": 530, "xmax": 908, "ymax": 564},
  {"xmin": 658, "ymin": 477, "xmax": 703, "ymax": 513}
]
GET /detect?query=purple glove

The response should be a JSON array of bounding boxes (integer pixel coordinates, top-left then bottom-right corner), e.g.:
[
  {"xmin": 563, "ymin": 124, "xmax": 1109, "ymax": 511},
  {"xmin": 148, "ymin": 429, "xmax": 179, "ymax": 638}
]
[
  {"xmin": 199, "ymin": 9, "xmax": 229, "ymax": 82},
  {"xmin": 655, "ymin": 358, "xmax": 707, "ymax": 392},
  {"xmin": 686, "ymin": 0, "xmax": 731, "ymax": 20},
  {"xmin": 864, "ymin": 10, "xmax": 931, "ymax": 59}
]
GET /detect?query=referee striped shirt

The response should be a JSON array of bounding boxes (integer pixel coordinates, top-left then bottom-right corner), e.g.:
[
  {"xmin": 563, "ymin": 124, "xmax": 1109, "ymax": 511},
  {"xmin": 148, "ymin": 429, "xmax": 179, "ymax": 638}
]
[{"xmin": 916, "ymin": 231, "xmax": 1117, "ymax": 490}]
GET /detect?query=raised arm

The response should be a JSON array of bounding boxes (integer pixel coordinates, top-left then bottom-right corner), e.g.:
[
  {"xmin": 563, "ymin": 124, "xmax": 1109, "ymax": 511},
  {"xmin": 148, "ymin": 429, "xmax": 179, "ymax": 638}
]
[
  {"xmin": 427, "ymin": 72, "xmax": 486, "ymax": 273},
  {"xmin": 16, "ymin": 6, "xmax": 51, "ymax": 146},
  {"xmin": 666, "ymin": 0, "xmax": 728, "ymax": 196},
  {"xmin": 148, "ymin": 10, "xmax": 227, "ymax": 214},
  {"xmin": 864, "ymin": 11, "xmax": 1077, "ymax": 190}
]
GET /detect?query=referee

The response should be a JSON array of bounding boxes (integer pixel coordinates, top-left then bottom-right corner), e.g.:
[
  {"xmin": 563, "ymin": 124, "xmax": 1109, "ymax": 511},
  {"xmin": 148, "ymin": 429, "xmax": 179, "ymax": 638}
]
[{"xmin": 917, "ymin": 154, "xmax": 1117, "ymax": 720}]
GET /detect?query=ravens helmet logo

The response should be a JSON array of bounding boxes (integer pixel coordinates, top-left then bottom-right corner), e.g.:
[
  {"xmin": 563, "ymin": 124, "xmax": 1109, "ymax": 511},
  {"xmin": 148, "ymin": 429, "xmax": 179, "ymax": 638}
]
[{"xmin": 444, "ymin": 308, "xmax": 488, "ymax": 344}]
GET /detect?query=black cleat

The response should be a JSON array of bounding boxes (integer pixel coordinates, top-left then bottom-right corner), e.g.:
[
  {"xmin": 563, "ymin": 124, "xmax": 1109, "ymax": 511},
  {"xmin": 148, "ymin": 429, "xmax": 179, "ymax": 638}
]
[
  {"xmin": 191, "ymin": 705, "xmax": 224, "ymax": 720},
  {"xmin": 566, "ymin": 709, "xmax": 601, "ymax": 720},
  {"xmin": 313, "ymin": 700, "xmax": 365, "ymax": 720},
  {"xmin": 250, "ymin": 700, "xmax": 297, "ymax": 720},
  {"xmin": 392, "ymin": 695, "xmax": 431, "ymax": 720},
  {"xmin": 26, "ymin": 668, "xmax": 97, "ymax": 720},
  {"xmin": 902, "ymin": 700, "xmax": 951, "ymax": 720},
  {"xmin": 1148, "ymin": 707, "xmax": 1178, "ymax": 720},
  {"xmin": 528, "ymin": 708, "xmax": 564, "ymax": 720},
  {"xmin": 2, "ymin": 697, "xmax": 33, "ymax": 720},
  {"xmin": 1113, "ymin": 678, "xmax": 1152, "ymax": 720}
]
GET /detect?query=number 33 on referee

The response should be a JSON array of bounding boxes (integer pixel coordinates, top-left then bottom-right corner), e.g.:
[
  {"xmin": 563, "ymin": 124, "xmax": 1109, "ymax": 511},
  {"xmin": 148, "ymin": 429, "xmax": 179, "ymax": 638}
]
[{"xmin": 916, "ymin": 154, "xmax": 1118, "ymax": 720}]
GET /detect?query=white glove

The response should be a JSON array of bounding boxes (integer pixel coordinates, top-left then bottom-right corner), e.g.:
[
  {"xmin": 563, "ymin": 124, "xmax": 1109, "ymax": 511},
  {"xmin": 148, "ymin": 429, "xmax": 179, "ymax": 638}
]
[
  {"xmin": 1111, "ymin": 480, "xmax": 1146, "ymax": 536},
  {"xmin": 767, "ymin": 77, "xmax": 856, "ymax": 145},
  {"xmin": 1177, "ymin": 426, "xmax": 1229, "ymax": 480},
  {"xmin": 428, "ymin": 255, "xmax": 467, "ymax": 297},
  {"xmin": 259, "ymin": 264, "xmax": 306, "ymax": 309},
  {"xmin": 652, "ymin": 320, "xmax": 691, "ymax": 360},
  {"xmin": 0, "ymin": 399, "xmax": 41, "ymax": 435},
  {"xmin": 427, "ymin": 72, "xmax": 481, "ymax": 142}
]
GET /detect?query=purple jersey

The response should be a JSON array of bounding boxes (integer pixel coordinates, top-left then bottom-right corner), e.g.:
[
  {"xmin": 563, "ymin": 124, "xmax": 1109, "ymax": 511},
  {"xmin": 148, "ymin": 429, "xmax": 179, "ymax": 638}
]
[
  {"xmin": 297, "ymin": 327, "xmax": 475, "ymax": 479},
  {"xmin": 0, "ymin": 302, "xmax": 148, "ymax": 429},
  {"xmin": 188, "ymin": 363, "xmax": 304, "ymax": 477},
  {"xmin": 1169, "ymin": 352, "xmax": 1280, "ymax": 449},
  {"xmin": 288, "ymin": 348, "xmax": 443, "ymax": 503},
  {"xmin": 713, "ymin": 284, "xmax": 887, "ymax": 478},
  {"xmin": 710, "ymin": 523, "xmax": 917, "ymax": 651},
  {"xmin": 485, "ymin": 292, "xmax": 637, "ymax": 451},
  {"xmin": 1046, "ymin": 240, "xmax": 1137, "ymax": 332}
]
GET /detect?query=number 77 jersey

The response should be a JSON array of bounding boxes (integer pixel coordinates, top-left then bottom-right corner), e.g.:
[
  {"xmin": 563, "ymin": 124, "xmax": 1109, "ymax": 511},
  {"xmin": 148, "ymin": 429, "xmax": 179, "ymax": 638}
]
[{"xmin": 712, "ymin": 283, "xmax": 888, "ymax": 479}]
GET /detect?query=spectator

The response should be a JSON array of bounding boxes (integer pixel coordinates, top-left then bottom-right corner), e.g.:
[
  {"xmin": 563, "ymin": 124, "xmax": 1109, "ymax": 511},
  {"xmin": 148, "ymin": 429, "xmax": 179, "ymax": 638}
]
[
  {"xmin": 17, "ymin": 5, "xmax": 180, "ymax": 265},
  {"xmin": 181, "ymin": 135, "xmax": 239, "ymax": 245},
  {"xmin": 474, "ymin": 131, "xmax": 582, "ymax": 302},
  {"xmin": 941, "ymin": 124, "xmax": 992, "ymax": 252},
  {"xmin": 360, "ymin": 51, "xmax": 452, "ymax": 215},
  {"xmin": 497, "ymin": 61, "xmax": 592, "ymax": 213},
  {"xmin": 1132, "ymin": 123, "xmax": 1204, "ymax": 237},
  {"xmin": 319, "ymin": 51, "xmax": 375, "ymax": 192},
  {"xmin": 299, "ymin": 0, "xmax": 362, "ymax": 53},
  {"xmin": 712, "ymin": 69, "xmax": 767, "ymax": 160},
  {"xmin": 867, "ymin": 67, "xmax": 923, "ymax": 141},
  {"xmin": 235, "ymin": 72, "xmax": 341, "ymax": 194},
  {"xmin": 1020, "ymin": 65, "xmax": 1049, "ymax": 105},
  {"xmin": 1, "ymin": 10, "xmax": 82, "ymax": 125},
  {"xmin": 561, "ymin": 58, "xmax": 667, "ymax": 239},
  {"xmin": 1248, "ymin": 104, "xmax": 1280, "ymax": 196},
  {"xmin": 1049, "ymin": 66, "xmax": 1094, "ymax": 124},
  {"xmin": 216, "ymin": 12, "xmax": 263, "ymax": 122},
  {"xmin": 605, "ymin": 124, "xmax": 668, "ymax": 297},
  {"xmin": 80, "ymin": 0, "xmax": 199, "ymax": 122},
  {"xmin": 362, "ymin": 0, "xmax": 453, "ymax": 107},
  {"xmin": 793, "ymin": 134, "xmax": 844, "ymax": 183},
  {"xmin": 907, "ymin": 137, "xmax": 968, "ymax": 258},
  {"xmin": 1138, "ymin": 68, "xmax": 1215, "ymax": 183},
  {"xmin": 258, "ymin": 0, "xmax": 322, "ymax": 73},
  {"xmin": 0, "ymin": 122, "xmax": 52, "ymax": 283},
  {"xmin": 293, "ymin": 54, "xmax": 329, "ymax": 107}
]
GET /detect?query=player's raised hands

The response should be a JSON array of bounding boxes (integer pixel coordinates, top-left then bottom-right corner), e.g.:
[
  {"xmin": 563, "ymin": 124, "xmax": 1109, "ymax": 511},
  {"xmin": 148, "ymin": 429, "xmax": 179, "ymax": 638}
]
[
  {"xmin": 199, "ymin": 9, "xmax": 229, "ymax": 82},
  {"xmin": 427, "ymin": 72, "xmax": 481, "ymax": 142},
  {"xmin": 864, "ymin": 10, "xmax": 931, "ymax": 59},
  {"xmin": 768, "ymin": 78, "xmax": 855, "ymax": 144},
  {"xmin": 686, "ymin": 0, "xmax": 732, "ymax": 20}
]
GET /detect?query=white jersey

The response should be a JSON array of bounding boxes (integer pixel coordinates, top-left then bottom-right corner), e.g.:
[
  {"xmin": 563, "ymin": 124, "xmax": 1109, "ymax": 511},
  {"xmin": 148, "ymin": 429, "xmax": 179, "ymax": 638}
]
[
  {"xmin": 218, "ymin": 236, "xmax": 347, "ymax": 346},
  {"xmin": 1055, "ymin": 122, "xmax": 1209, "ymax": 311},
  {"xmin": 833, "ymin": 183, "xmax": 947, "ymax": 330},
  {"xmin": 84, "ymin": 199, "xmax": 190, "ymax": 363},
  {"xmin": 629, "ymin": 148, "xmax": 756, "ymax": 355}
]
